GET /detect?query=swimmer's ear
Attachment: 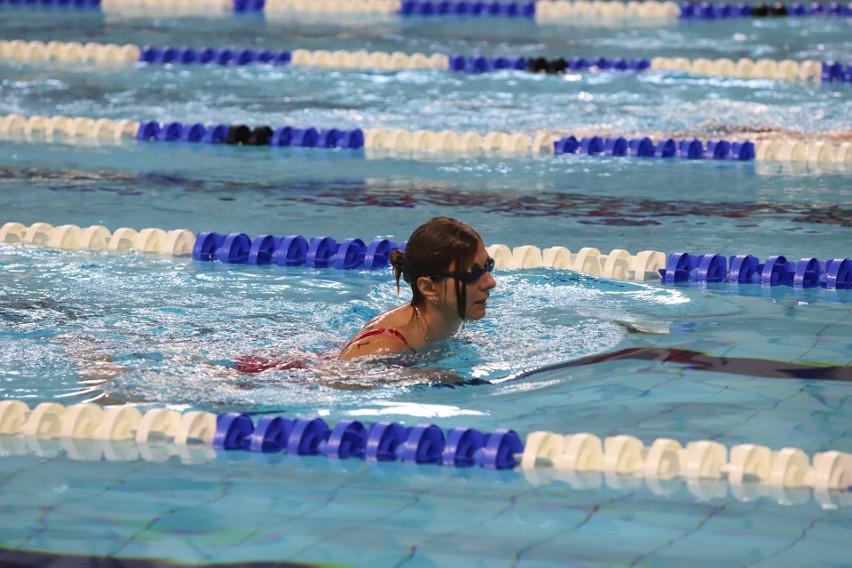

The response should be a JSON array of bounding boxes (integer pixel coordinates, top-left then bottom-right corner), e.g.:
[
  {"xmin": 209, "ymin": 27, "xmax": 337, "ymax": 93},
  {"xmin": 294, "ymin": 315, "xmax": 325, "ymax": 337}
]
[{"xmin": 416, "ymin": 276, "xmax": 438, "ymax": 300}]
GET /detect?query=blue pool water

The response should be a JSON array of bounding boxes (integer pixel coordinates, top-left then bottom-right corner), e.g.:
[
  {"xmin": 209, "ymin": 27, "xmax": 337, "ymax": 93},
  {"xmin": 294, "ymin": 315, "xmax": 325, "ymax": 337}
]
[{"xmin": 0, "ymin": 5, "xmax": 851, "ymax": 567}]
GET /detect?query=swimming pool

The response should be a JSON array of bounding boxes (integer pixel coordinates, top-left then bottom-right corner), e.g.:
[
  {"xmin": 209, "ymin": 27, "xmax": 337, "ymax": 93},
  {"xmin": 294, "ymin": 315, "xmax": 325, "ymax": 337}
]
[{"xmin": 0, "ymin": 3, "xmax": 850, "ymax": 566}]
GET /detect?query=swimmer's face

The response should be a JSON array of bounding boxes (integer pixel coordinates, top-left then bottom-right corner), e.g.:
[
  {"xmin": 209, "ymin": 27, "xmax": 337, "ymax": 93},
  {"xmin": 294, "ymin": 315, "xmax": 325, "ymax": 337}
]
[{"xmin": 443, "ymin": 242, "xmax": 496, "ymax": 321}]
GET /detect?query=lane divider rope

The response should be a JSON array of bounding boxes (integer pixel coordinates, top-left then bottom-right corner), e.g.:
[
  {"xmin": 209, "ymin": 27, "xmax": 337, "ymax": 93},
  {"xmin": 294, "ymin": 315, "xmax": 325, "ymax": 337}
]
[
  {"xmin": 191, "ymin": 231, "xmax": 400, "ymax": 268},
  {"xmin": 650, "ymin": 56, "xmax": 847, "ymax": 83},
  {"xmin": 8, "ymin": 0, "xmax": 850, "ymax": 19},
  {"xmin": 519, "ymin": 430, "xmax": 852, "ymax": 502},
  {"xmin": 4, "ymin": 222, "xmax": 849, "ymax": 294},
  {"xmin": 0, "ymin": 400, "xmax": 849, "ymax": 506},
  {"xmin": 0, "ymin": 0, "xmax": 672, "ymax": 18},
  {"xmin": 676, "ymin": 0, "xmax": 852, "ymax": 18},
  {"xmin": 0, "ymin": 39, "xmax": 142, "ymax": 64},
  {"xmin": 0, "ymin": 113, "xmax": 743, "ymax": 162},
  {"xmin": 0, "ymin": 222, "xmax": 665, "ymax": 282},
  {"xmin": 660, "ymin": 252, "xmax": 852, "ymax": 289},
  {"xmin": 102, "ymin": 0, "xmax": 231, "ymax": 10},
  {"xmin": 538, "ymin": 0, "xmax": 852, "ymax": 19},
  {"xmin": 489, "ymin": 245, "xmax": 852, "ymax": 292},
  {"xmin": 0, "ymin": 222, "xmax": 194, "ymax": 255},
  {"xmin": 536, "ymin": 0, "xmax": 679, "ymax": 18},
  {"xmin": 265, "ymin": 0, "xmax": 852, "ymax": 19},
  {"xmin": 135, "ymin": 121, "xmax": 366, "ymax": 148},
  {"xmin": 4, "ymin": 39, "xmax": 847, "ymax": 84},
  {"xmin": 0, "ymin": 401, "xmax": 522, "ymax": 469},
  {"xmin": 755, "ymin": 138, "xmax": 852, "ymax": 163},
  {"xmin": 552, "ymin": 135, "xmax": 758, "ymax": 160},
  {"xmin": 487, "ymin": 244, "xmax": 666, "ymax": 281},
  {"xmin": 4, "ymin": 113, "xmax": 851, "ymax": 164},
  {"xmin": 396, "ymin": 0, "xmax": 536, "ymax": 16},
  {"xmin": 0, "ymin": 113, "xmax": 140, "ymax": 143},
  {"xmin": 261, "ymin": 0, "xmax": 401, "ymax": 14}
]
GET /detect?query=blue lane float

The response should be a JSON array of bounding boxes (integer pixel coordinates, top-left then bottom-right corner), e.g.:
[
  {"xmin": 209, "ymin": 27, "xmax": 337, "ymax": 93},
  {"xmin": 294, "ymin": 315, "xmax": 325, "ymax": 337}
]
[
  {"xmin": 678, "ymin": 1, "xmax": 852, "ymax": 18},
  {"xmin": 399, "ymin": 0, "xmax": 536, "ymax": 17},
  {"xmin": 192, "ymin": 232, "xmax": 401, "ymax": 270},
  {"xmin": 248, "ymin": 235, "xmax": 309, "ymax": 266},
  {"xmin": 233, "ymin": 0, "xmax": 265, "ymax": 11},
  {"xmin": 660, "ymin": 253, "xmax": 852, "ymax": 289},
  {"xmin": 449, "ymin": 54, "xmax": 528, "ymax": 73},
  {"xmin": 822, "ymin": 61, "xmax": 852, "ymax": 83},
  {"xmin": 452, "ymin": 55, "xmax": 651, "ymax": 74},
  {"xmin": 213, "ymin": 413, "xmax": 524, "ymax": 469},
  {"xmin": 679, "ymin": 1, "xmax": 754, "ymax": 17},
  {"xmin": 138, "ymin": 45, "xmax": 291, "ymax": 66},
  {"xmin": 135, "ymin": 121, "xmax": 364, "ymax": 149},
  {"xmin": 553, "ymin": 135, "xmax": 754, "ymax": 161}
]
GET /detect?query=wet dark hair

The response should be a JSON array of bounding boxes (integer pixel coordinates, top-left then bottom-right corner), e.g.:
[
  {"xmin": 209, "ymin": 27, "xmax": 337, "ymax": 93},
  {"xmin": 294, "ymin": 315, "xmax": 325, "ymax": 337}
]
[{"xmin": 389, "ymin": 217, "xmax": 482, "ymax": 320}]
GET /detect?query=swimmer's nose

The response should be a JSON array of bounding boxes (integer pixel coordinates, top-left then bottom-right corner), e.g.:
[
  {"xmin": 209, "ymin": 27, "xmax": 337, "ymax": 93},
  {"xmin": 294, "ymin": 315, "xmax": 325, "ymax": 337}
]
[{"xmin": 482, "ymin": 271, "xmax": 496, "ymax": 290}]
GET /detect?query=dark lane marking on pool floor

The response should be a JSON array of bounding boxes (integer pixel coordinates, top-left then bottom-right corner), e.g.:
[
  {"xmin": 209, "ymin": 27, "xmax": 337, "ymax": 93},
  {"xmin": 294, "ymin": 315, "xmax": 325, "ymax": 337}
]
[{"xmin": 503, "ymin": 347, "xmax": 852, "ymax": 383}]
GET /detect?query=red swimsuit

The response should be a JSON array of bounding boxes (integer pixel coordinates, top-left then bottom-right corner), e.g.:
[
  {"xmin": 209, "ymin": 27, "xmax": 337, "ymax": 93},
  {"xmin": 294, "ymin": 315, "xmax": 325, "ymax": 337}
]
[{"xmin": 341, "ymin": 328, "xmax": 416, "ymax": 354}]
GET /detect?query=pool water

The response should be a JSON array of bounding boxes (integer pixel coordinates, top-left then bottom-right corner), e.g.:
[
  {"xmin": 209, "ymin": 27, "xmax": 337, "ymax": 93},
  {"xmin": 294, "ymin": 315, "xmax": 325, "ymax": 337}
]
[{"xmin": 0, "ymin": 4, "xmax": 850, "ymax": 567}]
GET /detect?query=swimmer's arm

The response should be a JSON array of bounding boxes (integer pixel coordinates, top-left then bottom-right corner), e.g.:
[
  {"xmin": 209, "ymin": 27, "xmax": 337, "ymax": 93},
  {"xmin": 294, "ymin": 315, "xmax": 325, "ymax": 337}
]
[{"xmin": 338, "ymin": 333, "xmax": 411, "ymax": 360}]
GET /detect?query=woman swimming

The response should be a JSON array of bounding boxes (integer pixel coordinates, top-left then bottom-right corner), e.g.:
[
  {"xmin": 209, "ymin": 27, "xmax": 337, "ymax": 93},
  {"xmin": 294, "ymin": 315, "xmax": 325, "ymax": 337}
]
[{"xmin": 339, "ymin": 217, "xmax": 496, "ymax": 359}]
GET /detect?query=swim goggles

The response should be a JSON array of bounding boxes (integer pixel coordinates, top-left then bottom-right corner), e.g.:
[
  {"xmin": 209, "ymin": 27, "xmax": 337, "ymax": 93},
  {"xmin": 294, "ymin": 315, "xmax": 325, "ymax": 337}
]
[{"xmin": 433, "ymin": 257, "xmax": 495, "ymax": 284}]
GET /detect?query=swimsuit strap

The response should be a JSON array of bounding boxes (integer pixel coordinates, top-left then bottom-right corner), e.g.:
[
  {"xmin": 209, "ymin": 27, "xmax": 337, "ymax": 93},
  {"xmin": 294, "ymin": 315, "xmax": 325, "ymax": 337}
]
[{"xmin": 346, "ymin": 327, "xmax": 416, "ymax": 353}]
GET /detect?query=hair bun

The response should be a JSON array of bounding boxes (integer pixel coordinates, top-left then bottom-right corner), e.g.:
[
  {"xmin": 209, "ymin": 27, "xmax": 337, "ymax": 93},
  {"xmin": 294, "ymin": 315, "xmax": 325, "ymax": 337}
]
[
  {"xmin": 389, "ymin": 249, "xmax": 405, "ymax": 270},
  {"xmin": 389, "ymin": 249, "xmax": 406, "ymax": 293}
]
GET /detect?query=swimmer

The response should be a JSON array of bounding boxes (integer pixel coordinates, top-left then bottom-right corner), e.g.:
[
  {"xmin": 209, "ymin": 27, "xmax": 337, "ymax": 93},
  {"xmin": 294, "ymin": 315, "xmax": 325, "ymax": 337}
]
[{"xmin": 339, "ymin": 217, "xmax": 496, "ymax": 359}]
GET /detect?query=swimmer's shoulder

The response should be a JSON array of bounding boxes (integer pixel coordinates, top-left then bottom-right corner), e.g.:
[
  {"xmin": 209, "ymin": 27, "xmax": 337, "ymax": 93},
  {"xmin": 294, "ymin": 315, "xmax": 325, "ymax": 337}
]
[
  {"xmin": 338, "ymin": 327, "xmax": 415, "ymax": 359},
  {"xmin": 339, "ymin": 327, "xmax": 413, "ymax": 359},
  {"xmin": 339, "ymin": 306, "xmax": 418, "ymax": 360}
]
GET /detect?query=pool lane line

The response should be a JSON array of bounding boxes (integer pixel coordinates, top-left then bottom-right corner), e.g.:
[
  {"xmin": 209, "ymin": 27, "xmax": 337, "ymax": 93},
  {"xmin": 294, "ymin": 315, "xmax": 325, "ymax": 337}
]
[
  {"xmin": 0, "ymin": 427, "xmax": 846, "ymax": 510},
  {"xmin": 539, "ymin": 0, "xmax": 852, "ymax": 19},
  {"xmin": 0, "ymin": 222, "xmax": 195, "ymax": 255},
  {"xmin": 497, "ymin": 346, "xmax": 852, "ymax": 384},
  {"xmin": 0, "ymin": 113, "xmax": 758, "ymax": 160},
  {"xmin": 3, "ymin": 222, "xmax": 850, "ymax": 294},
  {"xmin": 4, "ymin": 38, "xmax": 848, "ymax": 83},
  {"xmin": 490, "ymin": 246, "xmax": 852, "ymax": 290},
  {"xmin": 5, "ymin": 0, "xmax": 852, "ymax": 20},
  {"xmin": 0, "ymin": 399, "xmax": 850, "ymax": 504},
  {"xmin": 0, "ymin": 221, "xmax": 666, "ymax": 282},
  {"xmin": 659, "ymin": 252, "xmax": 852, "ymax": 289},
  {"xmin": 0, "ymin": 401, "xmax": 523, "ymax": 469},
  {"xmin": 5, "ymin": 112, "xmax": 852, "ymax": 164}
]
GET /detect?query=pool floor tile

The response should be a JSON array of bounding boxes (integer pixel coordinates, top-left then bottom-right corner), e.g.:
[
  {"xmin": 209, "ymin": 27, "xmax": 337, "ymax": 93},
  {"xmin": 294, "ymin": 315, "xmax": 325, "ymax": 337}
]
[{"xmin": 18, "ymin": 528, "xmax": 129, "ymax": 557}]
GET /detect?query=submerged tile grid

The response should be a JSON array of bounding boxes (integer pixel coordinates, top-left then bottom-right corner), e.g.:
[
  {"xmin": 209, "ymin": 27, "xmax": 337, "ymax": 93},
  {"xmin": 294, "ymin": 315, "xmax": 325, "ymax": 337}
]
[
  {"xmin": 379, "ymin": 481, "xmax": 548, "ymax": 565},
  {"xmin": 479, "ymin": 353, "xmax": 849, "ymax": 451},
  {"xmin": 2, "ymin": 444, "xmax": 850, "ymax": 566},
  {"xmin": 0, "ymin": 455, "xmax": 146, "ymax": 555},
  {"xmin": 118, "ymin": 456, "xmax": 374, "ymax": 563},
  {"xmin": 661, "ymin": 503, "xmax": 848, "ymax": 568}
]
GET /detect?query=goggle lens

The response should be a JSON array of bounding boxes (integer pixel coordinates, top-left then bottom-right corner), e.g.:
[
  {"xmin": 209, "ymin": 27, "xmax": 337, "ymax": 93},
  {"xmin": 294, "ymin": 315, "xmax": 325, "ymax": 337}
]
[{"xmin": 457, "ymin": 257, "xmax": 495, "ymax": 284}]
